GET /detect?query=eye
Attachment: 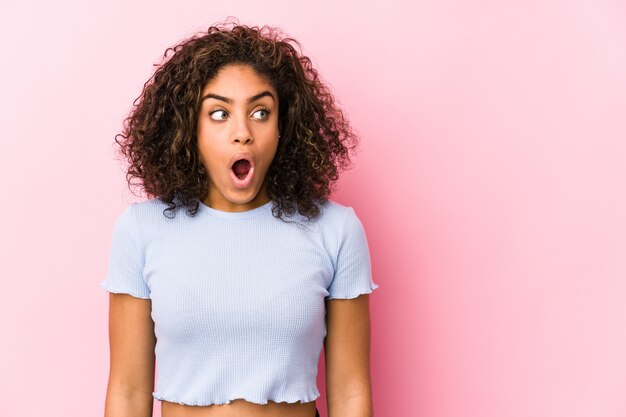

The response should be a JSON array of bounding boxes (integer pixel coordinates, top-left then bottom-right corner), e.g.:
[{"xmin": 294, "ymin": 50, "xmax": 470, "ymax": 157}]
[
  {"xmin": 252, "ymin": 108, "xmax": 271, "ymax": 120},
  {"xmin": 209, "ymin": 110, "xmax": 228, "ymax": 121}
]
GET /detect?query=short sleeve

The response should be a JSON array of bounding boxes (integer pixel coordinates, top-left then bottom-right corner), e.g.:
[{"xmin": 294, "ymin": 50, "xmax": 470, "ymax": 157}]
[
  {"xmin": 98, "ymin": 204, "xmax": 151, "ymax": 299},
  {"xmin": 325, "ymin": 207, "xmax": 380, "ymax": 300}
]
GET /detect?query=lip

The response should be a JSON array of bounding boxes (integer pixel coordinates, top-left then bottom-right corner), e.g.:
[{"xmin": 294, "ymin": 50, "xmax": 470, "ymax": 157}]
[{"xmin": 228, "ymin": 152, "xmax": 256, "ymax": 189}]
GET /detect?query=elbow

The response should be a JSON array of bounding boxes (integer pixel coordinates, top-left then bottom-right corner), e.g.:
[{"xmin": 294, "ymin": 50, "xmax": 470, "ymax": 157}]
[{"xmin": 103, "ymin": 387, "xmax": 154, "ymax": 417}]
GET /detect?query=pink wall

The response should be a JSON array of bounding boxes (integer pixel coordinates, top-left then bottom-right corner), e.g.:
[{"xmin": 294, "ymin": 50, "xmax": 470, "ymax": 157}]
[{"xmin": 1, "ymin": 1, "xmax": 625, "ymax": 416}]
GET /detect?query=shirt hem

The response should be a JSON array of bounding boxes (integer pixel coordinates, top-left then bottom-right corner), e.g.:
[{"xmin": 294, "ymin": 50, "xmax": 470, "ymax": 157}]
[
  {"xmin": 152, "ymin": 391, "xmax": 320, "ymax": 406},
  {"xmin": 325, "ymin": 281, "xmax": 379, "ymax": 300},
  {"xmin": 98, "ymin": 282, "xmax": 151, "ymax": 299}
]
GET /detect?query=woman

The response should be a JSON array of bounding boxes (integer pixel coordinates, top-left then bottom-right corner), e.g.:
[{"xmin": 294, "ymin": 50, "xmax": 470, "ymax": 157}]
[{"xmin": 99, "ymin": 20, "xmax": 379, "ymax": 417}]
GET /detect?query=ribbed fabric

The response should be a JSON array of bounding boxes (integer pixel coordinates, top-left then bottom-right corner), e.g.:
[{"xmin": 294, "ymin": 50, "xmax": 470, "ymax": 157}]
[{"xmin": 99, "ymin": 197, "xmax": 379, "ymax": 406}]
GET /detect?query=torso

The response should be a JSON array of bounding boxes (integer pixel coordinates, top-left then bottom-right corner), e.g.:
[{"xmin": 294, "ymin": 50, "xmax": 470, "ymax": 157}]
[
  {"xmin": 144, "ymin": 200, "xmax": 333, "ymax": 416},
  {"xmin": 140, "ymin": 200, "xmax": 337, "ymax": 417},
  {"xmin": 161, "ymin": 399, "xmax": 318, "ymax": 417}
]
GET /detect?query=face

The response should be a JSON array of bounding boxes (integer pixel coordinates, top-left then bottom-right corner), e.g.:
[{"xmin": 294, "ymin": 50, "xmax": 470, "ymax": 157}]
[{"xmin": 197, "ymin": 64, "xmax": 280, "ymax": 212}]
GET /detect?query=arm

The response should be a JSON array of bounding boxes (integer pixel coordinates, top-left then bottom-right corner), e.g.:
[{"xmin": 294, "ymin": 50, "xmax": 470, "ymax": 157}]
[
  {"xmin": 324, "ymin": 294, "xmax": 374, "ymax": 417},
  {"xmin": 103, "ymin": 293, "xmax": 156, "ymax": 417}
]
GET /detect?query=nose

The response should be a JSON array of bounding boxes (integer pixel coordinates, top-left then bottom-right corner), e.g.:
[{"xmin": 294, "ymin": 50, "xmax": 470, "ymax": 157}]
[
  {"xmin": 233, "ymin": 136, "xmax": 253, "ymax": 144},
  {"xmin": 232, "ymin": 113, "xmax": 254, "ymax": 145}
]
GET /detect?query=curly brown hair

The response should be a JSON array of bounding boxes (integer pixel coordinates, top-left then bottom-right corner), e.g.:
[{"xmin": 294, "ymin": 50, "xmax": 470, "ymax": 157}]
[{"xmin": 115, "ymin": 19, "xmax": 359, "ymax": 221}]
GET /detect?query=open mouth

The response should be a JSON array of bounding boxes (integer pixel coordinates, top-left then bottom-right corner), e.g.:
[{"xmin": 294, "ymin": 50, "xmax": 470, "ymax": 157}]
[
  {"xmin": 229, "ymin": 154, "xmax": 255, "ymax": 189},
  {"xmin": 232, "ymin": 159, "xmax": 251, "ymax": 180}
]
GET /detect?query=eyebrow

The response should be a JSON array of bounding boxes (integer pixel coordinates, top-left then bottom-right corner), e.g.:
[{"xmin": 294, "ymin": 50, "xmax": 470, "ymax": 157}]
[{"xmin": 201, "ymin": 90, "xmax": 275, "ymax": 105}]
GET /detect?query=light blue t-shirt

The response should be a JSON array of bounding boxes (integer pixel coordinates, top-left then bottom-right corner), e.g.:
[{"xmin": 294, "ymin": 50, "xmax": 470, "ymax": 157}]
[{"xmin": 99, "ymin": 197, "xmax": 379, "ymax": 406}]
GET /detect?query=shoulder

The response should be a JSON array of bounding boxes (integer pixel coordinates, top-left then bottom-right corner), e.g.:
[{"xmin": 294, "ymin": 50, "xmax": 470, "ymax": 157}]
[
  {"xmin": 313, "ymin": 199, "xmax": 366, "ymax": 240},
  {"xmin": 318, "ymin": 199, "xmax": 363, "ymax": 223},
  {"xmin": 317, "ymin": 199, "xmax": 351, "ymax": 218},
  {"xmin": 111, "ymin": 198, "xmax": 174, "ymax": 240},
  {"xmin": 130, "ymin": 197, "xmax": 169, "ymax": 213},
  {"xmin": 123, "ymin": 197, "xmax": 180, "ymax": 223}
]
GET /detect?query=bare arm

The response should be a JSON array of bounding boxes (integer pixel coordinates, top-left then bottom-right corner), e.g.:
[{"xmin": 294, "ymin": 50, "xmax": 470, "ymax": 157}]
[
  {"xmin": 324, "ymin": 294, "xmax": 374, "ymax": 417},
  {"xmin": 103, "ymin": 293, "xmax": 156, "ymax": 417}
]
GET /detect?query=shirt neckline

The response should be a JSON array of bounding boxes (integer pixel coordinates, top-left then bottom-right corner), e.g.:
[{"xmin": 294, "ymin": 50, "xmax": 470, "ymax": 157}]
[{"xmin": 198, "ymin": 199, "xmax": 273, "ymax": 219}]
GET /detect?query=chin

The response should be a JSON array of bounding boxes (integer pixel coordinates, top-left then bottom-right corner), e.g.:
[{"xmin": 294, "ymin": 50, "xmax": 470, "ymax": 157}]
[{"xmin": 226, "ymin": 188, "xmax": 262, "ymax": 204}]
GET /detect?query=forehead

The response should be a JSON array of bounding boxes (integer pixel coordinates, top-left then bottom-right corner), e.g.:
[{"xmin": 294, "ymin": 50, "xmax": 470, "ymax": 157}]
[{"xmin": 202, "ymin": 64, "xmax": 274, "ymax": 93}]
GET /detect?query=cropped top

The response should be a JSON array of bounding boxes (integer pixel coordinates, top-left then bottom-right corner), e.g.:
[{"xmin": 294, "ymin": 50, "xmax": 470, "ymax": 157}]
[{"xmin": 98, "ymin": 197, "xmax": 379, "ymax": 406}]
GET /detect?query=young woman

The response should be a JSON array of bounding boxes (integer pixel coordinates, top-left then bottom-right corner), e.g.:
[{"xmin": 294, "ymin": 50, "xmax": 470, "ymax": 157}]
[{"xmin": 99, "ymin": 20, "xmax": 380, "ymax": 417}]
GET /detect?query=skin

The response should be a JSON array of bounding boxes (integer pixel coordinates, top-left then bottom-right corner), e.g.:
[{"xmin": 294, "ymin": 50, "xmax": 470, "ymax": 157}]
[
  {"xmin": 197, "ymin": 64, "xmax": 280, "ymax": 213},
  {"xmin": 103, "ymin": 64, "xmax": 374, "ymax": 417}
]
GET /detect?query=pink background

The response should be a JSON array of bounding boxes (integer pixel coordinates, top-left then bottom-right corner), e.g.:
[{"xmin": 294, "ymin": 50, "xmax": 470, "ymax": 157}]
[{"xmin": 1, "ymin": 1, "xmax": 625, "ymax": 416}]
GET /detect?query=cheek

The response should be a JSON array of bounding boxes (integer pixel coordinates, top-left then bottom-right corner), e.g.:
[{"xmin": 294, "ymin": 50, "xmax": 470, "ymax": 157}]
[
  {"xmin": 197, "ymin": 132, "xmax": 224, "ymax": 157},
  {"xmin": 259, "ymin": 145, "xmax": 277, "ymax": 169},
  {"xmin": 196, "ymin": 125, "xmax": 222, "ymax": 161},
  {"xmin": 270, "ymin": 145, "xmax": 279, "ymax": 162},
  {"xmin": 197, "ymin": 141, "xmax": 221, "ymax": 171},
  {"xmin": 197, "ymin": 141, "xmax": 209, "ymax": 165}
]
